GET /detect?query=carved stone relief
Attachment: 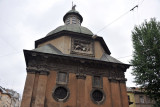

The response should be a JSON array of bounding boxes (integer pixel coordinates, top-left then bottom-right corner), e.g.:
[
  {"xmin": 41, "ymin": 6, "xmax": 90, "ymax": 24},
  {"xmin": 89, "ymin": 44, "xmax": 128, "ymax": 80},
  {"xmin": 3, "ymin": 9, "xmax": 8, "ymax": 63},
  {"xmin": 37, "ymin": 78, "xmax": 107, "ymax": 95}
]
[{"xmin": 71, "ymin": 37, "xmax": 94, "ymax": 56}]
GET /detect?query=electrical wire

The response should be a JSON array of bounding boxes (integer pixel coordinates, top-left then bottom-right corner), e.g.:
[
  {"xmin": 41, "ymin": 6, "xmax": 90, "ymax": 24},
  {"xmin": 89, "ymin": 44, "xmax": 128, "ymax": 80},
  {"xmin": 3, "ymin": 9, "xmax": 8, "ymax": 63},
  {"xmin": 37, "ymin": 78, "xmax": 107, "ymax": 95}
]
[
  {"xmin": 116, "ymin": 55, "xmax": 133, "ymax": 59},
  {"xmin": 0, "ymin": 37, "xmax": 17, "ymax": 52},
  {"xmin": 0, "ymin": 17, "xmax": 38, "ymax": 57},
  {"xmin": 95, "ymin": 5, "xmax": 139, "ymax": 35},
  {"xmin": 0, "ymin": 16, "xmax": 39, "ymax": 55},
  {"xmin": 0, "ymin": 51, "xmax": 22, "ymax": 57},
  {"xmin": 96, "ymin": 10, "xmax": 131, "ymax": 34},
  {"xmin": 139, "ymin": 0, "xmax": 145, "ymax": 5},
  {"xmin": 0, "ymin": 17, "xmax": 21, "ymax": 51}
]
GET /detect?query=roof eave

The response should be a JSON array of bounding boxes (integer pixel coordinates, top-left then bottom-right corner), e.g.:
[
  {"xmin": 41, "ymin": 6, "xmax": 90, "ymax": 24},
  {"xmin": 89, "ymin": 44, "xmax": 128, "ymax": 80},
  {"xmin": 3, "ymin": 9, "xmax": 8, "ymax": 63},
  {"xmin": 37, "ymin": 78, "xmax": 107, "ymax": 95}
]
[{"xmin": 24, "ymin": 49, "xmax": 130, "ymax": 69}]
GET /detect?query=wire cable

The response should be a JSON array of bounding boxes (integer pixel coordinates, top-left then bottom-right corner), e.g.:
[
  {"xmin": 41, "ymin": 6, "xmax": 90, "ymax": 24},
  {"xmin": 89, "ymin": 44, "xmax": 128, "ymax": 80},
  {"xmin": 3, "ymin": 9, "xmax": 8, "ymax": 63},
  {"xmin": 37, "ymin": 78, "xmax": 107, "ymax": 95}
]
[
  {"xmin": 0, "ymin": 51, "xmax": 22, "ymax": 57},
  {"xmin": 117, "ymin": 55, "xmax": 133, "ymax": 59},
  {"xmin": 96, "ymin": 11, "xmax": 130, "ymax": 34},
  {"xmin": 94, "ymin": 5, "xmax": 139, "ymax": 35},
  {"xmin": 139, "ymin": 0, "xmax": 145, "ymax": 5}
]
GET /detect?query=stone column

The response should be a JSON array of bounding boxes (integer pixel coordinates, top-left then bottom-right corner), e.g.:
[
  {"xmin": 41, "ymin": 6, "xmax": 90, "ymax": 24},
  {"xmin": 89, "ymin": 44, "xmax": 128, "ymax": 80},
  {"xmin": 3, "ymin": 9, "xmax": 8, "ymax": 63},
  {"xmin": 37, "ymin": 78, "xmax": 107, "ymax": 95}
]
[
  {"xmin": 21, "ymin": 70, "xmax": 36, "ymax": 107},
  {"xmin": 34, "ymin": 71, "xmax": 49, "ymax": 107}
]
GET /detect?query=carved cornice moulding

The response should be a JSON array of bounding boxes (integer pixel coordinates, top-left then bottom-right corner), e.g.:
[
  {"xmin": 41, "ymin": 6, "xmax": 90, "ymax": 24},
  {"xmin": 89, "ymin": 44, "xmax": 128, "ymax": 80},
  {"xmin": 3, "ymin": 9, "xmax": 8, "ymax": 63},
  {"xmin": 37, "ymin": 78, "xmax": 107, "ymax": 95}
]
[
  {"xmin": 26, "ymin": 67, "xmax": 49, "ymax": 75},
  {"xmin": 24, "ymin": 50, "xmax": 129, "ymax": 80}
]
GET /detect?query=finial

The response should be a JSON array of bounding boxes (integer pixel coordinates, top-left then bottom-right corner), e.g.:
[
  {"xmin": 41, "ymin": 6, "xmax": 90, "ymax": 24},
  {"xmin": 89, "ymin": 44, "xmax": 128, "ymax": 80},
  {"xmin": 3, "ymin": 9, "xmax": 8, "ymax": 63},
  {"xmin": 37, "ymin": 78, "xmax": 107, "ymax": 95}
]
[{"xmin": 72, "ymin": 3, "xmax": 76, "ymax": 10}]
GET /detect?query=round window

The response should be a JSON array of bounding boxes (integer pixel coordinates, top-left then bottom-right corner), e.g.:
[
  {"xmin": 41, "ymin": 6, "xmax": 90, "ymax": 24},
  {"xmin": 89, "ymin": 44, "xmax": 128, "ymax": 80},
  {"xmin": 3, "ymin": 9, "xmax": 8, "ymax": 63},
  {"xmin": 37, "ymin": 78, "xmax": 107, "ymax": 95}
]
[
  {"xmin": 53, "ymin": 86, "xmax": 69, "ymax": 102},
  {"xmin": 92, "ymin": 90, "xmax": 103, "ymax": 101},
  {"xmin": 91, "ymin": 89, "xmax": 105, "ymax": 104}
]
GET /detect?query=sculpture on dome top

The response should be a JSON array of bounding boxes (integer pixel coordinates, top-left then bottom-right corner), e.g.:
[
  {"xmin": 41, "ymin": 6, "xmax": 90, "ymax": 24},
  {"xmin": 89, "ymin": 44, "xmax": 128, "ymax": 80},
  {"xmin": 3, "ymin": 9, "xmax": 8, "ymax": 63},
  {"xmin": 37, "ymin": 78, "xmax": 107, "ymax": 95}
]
[{"xmin": 72, "ymin": 4, "xmax": 76, "ymax": 10}]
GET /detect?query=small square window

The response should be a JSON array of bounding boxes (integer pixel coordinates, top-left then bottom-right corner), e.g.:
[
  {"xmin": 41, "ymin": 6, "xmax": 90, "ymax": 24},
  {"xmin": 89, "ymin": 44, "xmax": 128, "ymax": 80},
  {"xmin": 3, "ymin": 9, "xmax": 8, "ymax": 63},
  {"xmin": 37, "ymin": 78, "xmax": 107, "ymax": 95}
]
[
  {"xmin": 92, "ymin": 76, "xmax": 103, "ymax": 88},
  {"xmin": 57, "ymin": 72, "xmax": 68, "ymax": 84}
]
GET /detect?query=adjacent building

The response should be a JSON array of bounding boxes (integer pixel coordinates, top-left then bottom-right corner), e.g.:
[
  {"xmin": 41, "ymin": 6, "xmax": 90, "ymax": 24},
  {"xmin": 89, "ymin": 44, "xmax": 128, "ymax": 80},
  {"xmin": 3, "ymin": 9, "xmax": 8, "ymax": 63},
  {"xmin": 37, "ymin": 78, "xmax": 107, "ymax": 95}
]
[
  {"xmin": 21, "ymin": 6, "xmax": 130, "ymax": 107},
  {"xmin": 0, "ymin": 86, "xmax": 21, "ymax": 107},
  {"xmin": 127, "ymin": 87, "xmax": 155, "ymax": 107},
  {"xmin": 0, "ymin": 86, "xmax": 11, "ymax": 107}
]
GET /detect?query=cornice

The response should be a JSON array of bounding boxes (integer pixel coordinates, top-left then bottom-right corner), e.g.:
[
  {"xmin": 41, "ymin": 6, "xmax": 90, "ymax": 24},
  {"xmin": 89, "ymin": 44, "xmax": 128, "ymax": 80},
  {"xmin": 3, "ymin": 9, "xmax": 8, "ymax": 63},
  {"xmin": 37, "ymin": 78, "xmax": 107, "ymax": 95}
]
[{"xmin": 23, "ymin": 50, "xmax": 129, "ymax": 81}]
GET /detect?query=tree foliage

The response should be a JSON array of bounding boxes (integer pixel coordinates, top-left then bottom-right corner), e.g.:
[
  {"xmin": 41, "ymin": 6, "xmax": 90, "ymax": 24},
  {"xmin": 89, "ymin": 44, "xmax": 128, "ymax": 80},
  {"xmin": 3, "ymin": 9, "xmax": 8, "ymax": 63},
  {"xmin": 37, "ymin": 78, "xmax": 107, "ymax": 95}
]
[{"xmin": 131, "ymin": 18, "xmax": 160, "ymax": 105}]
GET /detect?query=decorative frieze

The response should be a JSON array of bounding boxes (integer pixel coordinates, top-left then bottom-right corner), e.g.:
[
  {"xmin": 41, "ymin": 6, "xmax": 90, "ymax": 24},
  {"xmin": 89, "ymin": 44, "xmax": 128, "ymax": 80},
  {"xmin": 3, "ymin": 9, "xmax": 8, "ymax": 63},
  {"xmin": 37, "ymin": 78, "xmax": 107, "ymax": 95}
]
[
  {"xmin": 27, "ymin": 67, "xmax": 49, "ymax": 75},
  {"xmin": 25, "ymin": 50, "xmax": 127, "ymax": 81}
]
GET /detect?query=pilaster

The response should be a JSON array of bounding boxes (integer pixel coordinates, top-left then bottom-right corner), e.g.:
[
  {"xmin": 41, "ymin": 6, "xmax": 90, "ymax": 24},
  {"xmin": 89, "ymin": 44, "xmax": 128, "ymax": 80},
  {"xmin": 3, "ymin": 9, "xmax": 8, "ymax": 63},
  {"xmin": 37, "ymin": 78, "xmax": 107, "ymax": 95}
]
[
  {"xmin": 119, "ymin": 81, "xmax": 129, "ymax": 107},
  {"xmin": 34, "ymin": 71, "xmax": 48, "ymax": 107},
  {"xmin": 76, "ymin": 73, "xmax": 86, "ymax": 107},
  {"xmin": 21, "ymin": 71, "xmax": 36, "ymax": 107}
]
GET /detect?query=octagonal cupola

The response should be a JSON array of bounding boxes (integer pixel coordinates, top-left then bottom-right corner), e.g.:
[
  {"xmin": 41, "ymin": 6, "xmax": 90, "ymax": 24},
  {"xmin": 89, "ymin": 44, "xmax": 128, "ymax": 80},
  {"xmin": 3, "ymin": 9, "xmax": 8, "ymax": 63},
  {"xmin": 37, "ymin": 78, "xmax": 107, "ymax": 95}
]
[{"xmin": 63, "ymin": 5, "xmax": 83, "ymax": 25}]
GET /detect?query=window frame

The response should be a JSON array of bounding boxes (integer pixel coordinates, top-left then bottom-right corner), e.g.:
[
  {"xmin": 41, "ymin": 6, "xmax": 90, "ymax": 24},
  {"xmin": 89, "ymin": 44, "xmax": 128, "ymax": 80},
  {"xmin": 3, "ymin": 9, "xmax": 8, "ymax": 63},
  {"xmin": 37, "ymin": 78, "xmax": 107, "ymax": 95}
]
[
  {"xmin": 56, "ymin": 72, "xmax": 68, "ymax": 85},
  {"xmin": 92, "ymin": 76, "xmax": 103, "ymax": 89}
]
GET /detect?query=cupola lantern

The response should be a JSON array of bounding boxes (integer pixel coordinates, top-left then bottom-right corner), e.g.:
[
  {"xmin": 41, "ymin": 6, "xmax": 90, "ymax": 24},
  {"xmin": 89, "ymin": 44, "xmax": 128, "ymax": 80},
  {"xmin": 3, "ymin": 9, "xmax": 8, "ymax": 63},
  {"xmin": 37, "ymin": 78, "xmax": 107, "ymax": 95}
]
[{"xmin": 63, "ymin": 5, "xmax": 83, "ymax": 25}]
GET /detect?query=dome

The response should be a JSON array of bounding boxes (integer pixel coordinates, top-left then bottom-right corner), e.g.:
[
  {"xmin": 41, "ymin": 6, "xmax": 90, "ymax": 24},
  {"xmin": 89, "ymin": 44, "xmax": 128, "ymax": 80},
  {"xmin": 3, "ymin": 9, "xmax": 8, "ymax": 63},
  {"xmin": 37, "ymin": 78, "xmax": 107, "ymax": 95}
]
[
  {"xmin": 63, "ymin": 9, "xmax": 83, "ymax": 23},
  {"xmin": 46, "ymin": 24, "xmax": 93, "ymax": 36},
  {"xmin": 46, "ymin": 5, "xmax": 93, "ymax": 36}
]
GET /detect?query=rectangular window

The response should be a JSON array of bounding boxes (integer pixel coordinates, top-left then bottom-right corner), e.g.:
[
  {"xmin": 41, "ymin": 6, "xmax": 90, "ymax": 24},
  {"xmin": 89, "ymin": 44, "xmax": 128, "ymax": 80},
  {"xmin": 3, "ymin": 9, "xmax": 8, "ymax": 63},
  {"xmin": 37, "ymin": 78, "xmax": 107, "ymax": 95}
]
[
  {"xmin": 57, "ymin": 72, "xmax": 68, "ymax": 84},
  {"xmin": 92, "ymin": 76, "xmax": 103, "ymax": 88},
  {"xmin": 65, "ymin": 18, "xmax": 70, "ymax": 25},
  {"xmin": 72, "ymin": 17, "xmax": 77, "ymax": 24},
  {"xmin": 140, "ymin": 96, "xmax": 145, "ymax": 103},
  {"xmin": 77, "ymin": 20, "xmax": 80, "ymax": 24}
]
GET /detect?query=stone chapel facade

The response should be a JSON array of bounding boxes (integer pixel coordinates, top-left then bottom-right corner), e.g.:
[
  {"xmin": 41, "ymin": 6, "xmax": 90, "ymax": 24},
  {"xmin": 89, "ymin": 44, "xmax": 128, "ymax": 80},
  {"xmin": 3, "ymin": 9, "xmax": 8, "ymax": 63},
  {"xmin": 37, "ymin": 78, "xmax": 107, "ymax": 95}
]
[{"xmin": 21, "ymin": 6, "xmax": 130, "ymax": 107}]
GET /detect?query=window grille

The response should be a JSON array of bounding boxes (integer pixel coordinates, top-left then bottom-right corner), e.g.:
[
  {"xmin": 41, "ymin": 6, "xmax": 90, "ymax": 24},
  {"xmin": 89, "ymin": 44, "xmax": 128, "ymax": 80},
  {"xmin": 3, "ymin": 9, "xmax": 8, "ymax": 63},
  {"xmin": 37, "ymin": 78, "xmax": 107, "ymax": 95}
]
[
  {"xmin": 92, "ymin": 90, "xmax": 103, "ymax": 101},
  {"xmin": 52, "ymin": 86, "xmax": 70, "ymax": 102},
  {"xmin": 53, "ymin": 87, "xmax": 68, "ymax": 99}
]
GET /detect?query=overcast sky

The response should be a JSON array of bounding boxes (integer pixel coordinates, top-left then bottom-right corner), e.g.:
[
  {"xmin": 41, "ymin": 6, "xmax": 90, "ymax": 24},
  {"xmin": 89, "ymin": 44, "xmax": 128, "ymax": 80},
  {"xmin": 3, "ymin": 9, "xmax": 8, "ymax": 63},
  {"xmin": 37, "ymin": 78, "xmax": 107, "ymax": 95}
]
[{"xmin": 0, "ymin": 0, "xmax": 160, "ymax": 96}]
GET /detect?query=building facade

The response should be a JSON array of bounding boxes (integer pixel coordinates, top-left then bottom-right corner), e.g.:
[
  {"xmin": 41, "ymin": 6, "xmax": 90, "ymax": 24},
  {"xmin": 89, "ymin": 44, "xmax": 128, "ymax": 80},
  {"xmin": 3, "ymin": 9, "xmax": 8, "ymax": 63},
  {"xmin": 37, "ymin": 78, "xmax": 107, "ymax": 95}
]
[
  {"xmin": 0, "ymin": 86, "xmax": 11, "ymax": 107},
  {"xmin": 21, "ymin": 6, "xmax": 130, "ymax": 107},
  {"xmin": 127, "ymin": 87, "xmax": 155, "ymax": 107},
  {"xmin": 6, "ymin": 89, "xmax": 21, "ymax": 107},
  {"xmin": 0, "ymin": 86, "xmax": 21, "ymax": 107}
]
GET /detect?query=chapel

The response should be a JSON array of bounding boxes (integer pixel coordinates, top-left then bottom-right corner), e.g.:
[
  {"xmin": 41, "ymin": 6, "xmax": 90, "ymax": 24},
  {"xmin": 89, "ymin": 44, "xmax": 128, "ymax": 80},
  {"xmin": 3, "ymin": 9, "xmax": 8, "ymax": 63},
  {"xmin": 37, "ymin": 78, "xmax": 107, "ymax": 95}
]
[{"xmin": 21, "ymin": 6, "xmax": 130, "ymax": 107}]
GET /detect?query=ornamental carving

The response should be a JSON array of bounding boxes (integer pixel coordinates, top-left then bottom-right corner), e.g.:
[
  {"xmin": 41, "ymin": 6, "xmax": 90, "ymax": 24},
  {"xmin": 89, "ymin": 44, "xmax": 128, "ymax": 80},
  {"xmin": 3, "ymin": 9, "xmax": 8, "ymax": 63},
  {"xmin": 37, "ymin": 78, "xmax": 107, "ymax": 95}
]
[
  {"xmin": 71, "ymin": 38, "xmax": 94, "ymax": 56},
  {"xmin": 109, "ymin": 69, "xmax": 125, "ymax": 81},
  {"xmin": 26, "ymin": 51, "xmax": 127, "ymax": 81},
  {"xmin": 76, "ymin": 73, "xmax": 86, "ymax": 79}
]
